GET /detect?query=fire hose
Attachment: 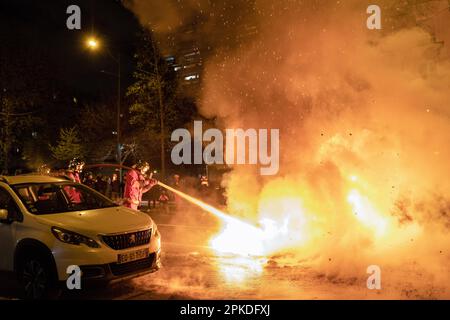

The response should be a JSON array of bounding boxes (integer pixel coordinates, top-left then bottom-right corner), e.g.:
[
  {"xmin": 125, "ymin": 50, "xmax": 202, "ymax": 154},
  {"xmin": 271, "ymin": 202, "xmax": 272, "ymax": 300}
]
[
  {"xmin": 84, "ymin": 163, "xmax": 262, "ymax": 240},
  {"xmin": 84, "ymin": 163, "xmax": 225, "ymax": 217}
]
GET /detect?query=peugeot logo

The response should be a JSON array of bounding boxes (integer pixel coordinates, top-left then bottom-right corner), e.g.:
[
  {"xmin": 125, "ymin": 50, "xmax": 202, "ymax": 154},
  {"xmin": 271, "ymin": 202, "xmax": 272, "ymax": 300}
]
[{"xmin": 129, "ymin": 234, "xmax": 136, "ymax": 244}]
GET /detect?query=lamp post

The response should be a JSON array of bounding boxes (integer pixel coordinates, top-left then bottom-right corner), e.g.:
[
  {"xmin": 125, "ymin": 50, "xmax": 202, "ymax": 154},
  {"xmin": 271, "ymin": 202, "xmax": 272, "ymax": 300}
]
[{"xmin": 86, "ymin": 36, "xmax": 123, "ymax": 187}]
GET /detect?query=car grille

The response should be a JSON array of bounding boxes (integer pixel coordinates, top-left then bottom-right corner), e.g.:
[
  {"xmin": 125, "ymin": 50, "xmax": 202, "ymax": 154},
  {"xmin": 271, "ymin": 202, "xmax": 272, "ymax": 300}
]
[
  {"xmin": 102, "ymin": 229, "xmax": 152, "ymax": 250},
  {"xmin": 109, "ymin": 253, "xmax": 156, "ymax": 276},
  {"xmin": 80, "ymin": 266, "xmax": 106, "ymax": 279}
]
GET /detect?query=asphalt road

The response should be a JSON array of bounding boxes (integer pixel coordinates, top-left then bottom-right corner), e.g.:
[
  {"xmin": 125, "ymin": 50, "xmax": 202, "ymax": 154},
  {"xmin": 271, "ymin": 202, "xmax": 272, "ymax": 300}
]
[{"xmin": 1, "ymin": 204, "xmax": 448, "ymax": 300}]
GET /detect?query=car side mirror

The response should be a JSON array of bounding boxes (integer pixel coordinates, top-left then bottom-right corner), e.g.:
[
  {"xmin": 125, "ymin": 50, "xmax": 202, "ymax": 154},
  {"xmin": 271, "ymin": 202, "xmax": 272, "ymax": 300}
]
[{"xmin": 0, "ymin": 208, "xmax": 9, "ymax": 221}]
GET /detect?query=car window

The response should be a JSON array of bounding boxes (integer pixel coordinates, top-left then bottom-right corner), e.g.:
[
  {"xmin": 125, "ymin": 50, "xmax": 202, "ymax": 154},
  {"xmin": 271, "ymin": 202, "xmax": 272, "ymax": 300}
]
[
  {"xmin": 16, "ymin": 186, "xmax": 36, "ymax": 202},
  {"xmin": 12, "ymin": 182, "xmax": 118, "ymax": 215},
  {"xmin": 0, "ymin": 187, "xmax": 23, "ymax": 222}
]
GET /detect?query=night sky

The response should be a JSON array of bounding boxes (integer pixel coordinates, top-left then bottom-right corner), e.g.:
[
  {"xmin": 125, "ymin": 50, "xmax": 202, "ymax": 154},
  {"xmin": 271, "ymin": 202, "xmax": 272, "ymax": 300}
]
[{"xmin": 0, "ymin": 0, "xmax": 141, "ymax": 102}]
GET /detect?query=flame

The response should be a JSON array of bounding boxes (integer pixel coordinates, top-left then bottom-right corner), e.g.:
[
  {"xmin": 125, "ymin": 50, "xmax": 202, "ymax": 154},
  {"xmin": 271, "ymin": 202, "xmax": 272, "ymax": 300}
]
[
  {"xmin": 209, "ymin": 174, "xmax": 397, "ymax": 259},
  {"xmin": 158, "ymin": 181, "xmax": 267, "ymax": 255},
  {"xmin": 210, "ymin": 196, "xmax": 309, "ymax": 257},
  {"xmin": 347, "ymin": 188, "xmax": 389, "ymax": 238},
  {"xmin": 210, "ymin": 219, "xmax": 265, "ymax": 256},
  {"xmin": 160, "ymin": 175, "xmax": 422, "ymax": 285},
  {"xmin": 128, "ymin": 0, "xmax": 450, "ymax": 294},
  {"xmin": 157, "ymin": 181, "xmax": 272, "ymax": 282}
]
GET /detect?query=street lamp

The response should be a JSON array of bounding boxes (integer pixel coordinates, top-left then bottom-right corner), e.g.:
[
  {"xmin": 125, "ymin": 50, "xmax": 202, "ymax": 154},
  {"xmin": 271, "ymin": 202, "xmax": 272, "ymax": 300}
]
[
  {"xmin": 84, "ymin": 35, "xmax": 122, "ymax": 188},
  {"xmin": 86, "ymin": 37, "xmax": 99, "ymax": 50}
]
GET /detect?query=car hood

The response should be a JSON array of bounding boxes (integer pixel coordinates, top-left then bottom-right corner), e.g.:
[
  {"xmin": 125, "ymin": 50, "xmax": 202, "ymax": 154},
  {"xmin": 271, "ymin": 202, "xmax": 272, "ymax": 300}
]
[{"xmin": 35, "ymin": 206, "xmax": 154, "ymax": 236}]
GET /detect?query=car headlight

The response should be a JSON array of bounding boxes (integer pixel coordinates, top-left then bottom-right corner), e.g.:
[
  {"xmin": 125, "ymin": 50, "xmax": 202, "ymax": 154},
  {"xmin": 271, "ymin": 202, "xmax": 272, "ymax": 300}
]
[
  {"xmin": 51, "ymin": 227, "xmax": 100, "ymax": 248},
  {"xmin": 153, "ymin": 225, "xmax": 160, "ymax": 238}
]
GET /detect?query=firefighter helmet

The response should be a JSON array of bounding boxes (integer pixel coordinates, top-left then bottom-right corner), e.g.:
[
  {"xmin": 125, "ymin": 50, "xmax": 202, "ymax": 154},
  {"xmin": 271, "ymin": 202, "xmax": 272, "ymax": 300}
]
[
  {"xmin": 68, "ymin": 158, "xmax": 85, "ymax": 173},
  {"xmin": 134, "ymin": 160, "xmax": 150, "ymax": 174}
]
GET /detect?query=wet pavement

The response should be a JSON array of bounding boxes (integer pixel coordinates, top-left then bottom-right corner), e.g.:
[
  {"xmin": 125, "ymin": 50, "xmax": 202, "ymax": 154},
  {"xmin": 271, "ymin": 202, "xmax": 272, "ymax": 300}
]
[{"xmin": 1, "ymin": 205, "xmax": 448, "ymax": 300}]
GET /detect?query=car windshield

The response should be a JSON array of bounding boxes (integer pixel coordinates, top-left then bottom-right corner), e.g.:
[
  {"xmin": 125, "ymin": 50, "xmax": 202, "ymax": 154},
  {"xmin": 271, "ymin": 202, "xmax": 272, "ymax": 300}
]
[{"xmin": 12, "ymin": 182, "xmax": 118, "ymax": 215}]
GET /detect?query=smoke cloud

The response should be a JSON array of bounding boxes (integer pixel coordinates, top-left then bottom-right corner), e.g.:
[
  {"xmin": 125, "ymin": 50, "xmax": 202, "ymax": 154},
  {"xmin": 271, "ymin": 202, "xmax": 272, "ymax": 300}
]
[{"xmin": 126, "ymin": 0, "xmax": 450, "ymax": 297}]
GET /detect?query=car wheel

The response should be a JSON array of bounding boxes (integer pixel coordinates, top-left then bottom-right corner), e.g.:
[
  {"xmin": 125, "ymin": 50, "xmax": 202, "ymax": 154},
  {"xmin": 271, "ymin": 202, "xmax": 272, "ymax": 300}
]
[{"xmin": 19, "ymin": 254, "xmax": 58, "ymax": 299}]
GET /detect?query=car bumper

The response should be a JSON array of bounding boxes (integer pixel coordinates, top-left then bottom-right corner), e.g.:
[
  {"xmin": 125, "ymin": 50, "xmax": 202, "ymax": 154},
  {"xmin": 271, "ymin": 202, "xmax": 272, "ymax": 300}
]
[
  {"xmin": 78, "ymin": 248, "xmax": 162, "ymax": 284},
  {"xmin": 53, "ymin": 231, "xmax": 161, "ymax": 281}
]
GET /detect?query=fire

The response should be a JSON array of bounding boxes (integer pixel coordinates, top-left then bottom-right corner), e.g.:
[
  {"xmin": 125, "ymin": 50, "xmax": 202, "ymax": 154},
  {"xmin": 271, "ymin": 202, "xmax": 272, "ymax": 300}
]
[
  {"xmin": 128, "ymin": 0, "xmax": 450, "ymax": 295},
  {"xmin": 210, "ymin": 196, "xmax": 309, "ymax": 257},
  {"xmin": 157, "ymin": 181, "xmax": 273, "ymax": 282},
  {"xmin": 157, "ymin": 181, "xmax": 268, "ymax": 255},
  {"xmin": 158, "ymin": 181, "xmax": 304, "ymax": 257},
  {"xmin": 209, "ymin": 172, "xmax": 400, "ymax": 261},
  {"xmin": 160, "ymin": 173, "xmax": 431, "ymax": 287},
  {"xmin": 347, "ymin": 189, "xmax": 389, "ymax": 238},
  {"xmin": 210, "ymin": 219, "xmax": 265, "ymax": 256}
]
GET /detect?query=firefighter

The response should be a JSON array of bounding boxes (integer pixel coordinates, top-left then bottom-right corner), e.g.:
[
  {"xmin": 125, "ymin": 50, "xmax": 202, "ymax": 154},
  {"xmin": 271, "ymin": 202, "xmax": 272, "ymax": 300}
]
[
  {"xmin": 123, "ymin": 160, "xmax": 157, "ymax": 210},
  {"xmin": 171, "ymin": 174, "xmax": 183, "ymax": 209},
  {"xmin": 111, "ymin": 173, "xmax": 120, "ymax": 201},
  {"xmin": 64, "ymin": 158, "xmax": 84, "ymax": 203},
  {"xmin": 173, "ymin": 174, "xmax": 181, "ymax": 188},
  {"xmin": 66, "ymin": 158, "xmax": 85, "ymax": 183},
  {"xmin": 158, "ymin": 190, "xmax": 170, "ymax": 214}
]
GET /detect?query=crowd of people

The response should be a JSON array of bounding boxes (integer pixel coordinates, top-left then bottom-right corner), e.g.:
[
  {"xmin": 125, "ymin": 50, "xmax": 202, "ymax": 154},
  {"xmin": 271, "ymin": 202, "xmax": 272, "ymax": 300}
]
[
  {"xmin": 28, "ymin": 158, "xmax": 223, "ymax": 211},
  {"xmin": 82, "ymin": 172, "xmax": 121, "ymax": 200}
]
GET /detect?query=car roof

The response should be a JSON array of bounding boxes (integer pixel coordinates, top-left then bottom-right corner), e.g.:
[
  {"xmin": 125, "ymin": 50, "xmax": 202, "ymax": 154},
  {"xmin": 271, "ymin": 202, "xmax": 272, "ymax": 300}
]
[{"xmin": 0, "ymin": 174, "xmax": 68, "ymax": 185}]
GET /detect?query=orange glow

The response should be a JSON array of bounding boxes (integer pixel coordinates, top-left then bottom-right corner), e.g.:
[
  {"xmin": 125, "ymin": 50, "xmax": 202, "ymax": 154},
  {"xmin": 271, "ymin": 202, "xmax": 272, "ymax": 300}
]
[
  {"xmin": 158, "ymin": 181, "xmax": 267, "ymax": 255},
  {"xmin": 86, "ymin": 37, "xmax": 99, "ymax": 50},
  {"xmin": 347, "ymin": 189, "xmax": 389, "ymax": 238}
]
